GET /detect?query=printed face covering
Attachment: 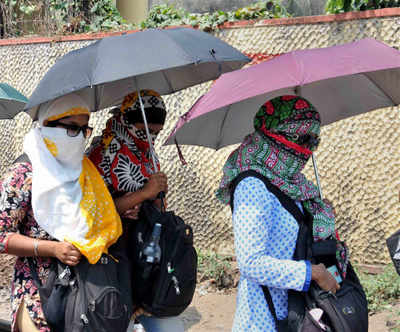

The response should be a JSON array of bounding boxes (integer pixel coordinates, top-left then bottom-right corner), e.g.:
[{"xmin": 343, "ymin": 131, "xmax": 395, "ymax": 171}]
[
  {"xmin": 88, "ymin": 90, "xmax": 166, "ymax": 196},
  {"xmin": 216, "ymin": 95, "xmax": 348, "ymax": 275}
]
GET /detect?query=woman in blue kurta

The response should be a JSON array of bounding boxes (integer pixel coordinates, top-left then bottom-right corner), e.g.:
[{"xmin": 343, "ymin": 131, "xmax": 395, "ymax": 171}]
[{"xmin": 216, "ymin": 95, "xmax": 340, "ymax": 332}]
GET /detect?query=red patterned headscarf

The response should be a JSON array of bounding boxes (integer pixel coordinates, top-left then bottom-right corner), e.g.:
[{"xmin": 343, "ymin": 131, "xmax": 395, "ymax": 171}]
[
  {"xmin": 88, "ymin": 90, "xmax": 166, "ymax": 196},
  {"xmin": 216, "ymin": 96, "xmax": 334, "ymax": 239},
  {"xmin": 216, "ymin": 96, "xmax": 349, "ymax": 275}
]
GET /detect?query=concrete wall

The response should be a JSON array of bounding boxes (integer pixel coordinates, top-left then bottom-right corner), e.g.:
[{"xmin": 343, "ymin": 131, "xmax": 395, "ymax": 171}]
[{"xmin": 0, "ymin": 9, "xmax": 399, "ymax": 273}]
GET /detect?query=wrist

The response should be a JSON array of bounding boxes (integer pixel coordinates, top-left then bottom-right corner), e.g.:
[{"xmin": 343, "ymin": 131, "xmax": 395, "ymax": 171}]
[
  {"xmin": 33, "ymin": 239, "xmax": 39, "ymax": 256},
  {"xmin": 138, "ymin": 188, "xmax": 152, "ymax": 201},
  {"xmin": 39, "ymin": 240, "xmax": 58, "ymax": 258},
  {"xmin": 311, "ymin": 264, "xmax": 323, "ymax": 282}
]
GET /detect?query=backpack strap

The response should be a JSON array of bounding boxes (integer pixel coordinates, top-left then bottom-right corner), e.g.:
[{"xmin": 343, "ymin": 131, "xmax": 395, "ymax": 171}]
[{"xmin": 229, "ymin": 170, "xmax": 308, "ymax": 330}]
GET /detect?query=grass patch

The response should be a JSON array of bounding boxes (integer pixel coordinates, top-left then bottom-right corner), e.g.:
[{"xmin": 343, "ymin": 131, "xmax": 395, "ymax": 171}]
[
  {"xmin": 197, "ymin": 250, "xmax": 235, "ymax": 288},
  {"xmin": 355, "ymin": 264, "xmax": 400, "ymax": 314}
]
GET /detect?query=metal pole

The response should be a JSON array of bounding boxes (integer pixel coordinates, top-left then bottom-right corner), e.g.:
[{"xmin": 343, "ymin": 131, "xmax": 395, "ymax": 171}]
[
  {"xmin": 312, "ymin": 154, "xmax": 323, "ymax": 200},
  {"xmin": 135, "ymin": 85, "xmax": 158, "ymax": 172},
  {"xmin": 135, "ymin": 80, "xmax": 165, "ymax": 211}
]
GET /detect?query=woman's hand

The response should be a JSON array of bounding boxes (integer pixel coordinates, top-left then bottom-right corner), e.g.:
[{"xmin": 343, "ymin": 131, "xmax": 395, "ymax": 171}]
[
  {"xmin": 311, "ymin": 263, "xmax": 340, "ymax": 294},
  {"xmin": 55, "ymin": 241, "xmax": 82, "ymax": 266},
  {"xmin": 131, "ymin": 307, "xmax": 151, "ymax": 320},
  {"xmin": 122, "ymin": 204, "xmax": 141, "ymax": 220},
  {"xmin": 142, "ymin": 172, "xmax": 168, "ymax": 200}
]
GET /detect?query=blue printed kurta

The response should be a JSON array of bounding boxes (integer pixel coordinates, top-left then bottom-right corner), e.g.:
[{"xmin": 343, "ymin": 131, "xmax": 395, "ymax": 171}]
[{"xmin": 232, "ymin": 176, "xmax": 311, "ymax": 332}]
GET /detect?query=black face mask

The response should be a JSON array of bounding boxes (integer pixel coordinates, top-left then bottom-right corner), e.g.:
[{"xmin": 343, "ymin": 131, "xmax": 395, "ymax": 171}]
[{"xmin": 123, "ymin": 107, "xmax": 166, "ymax": 126}]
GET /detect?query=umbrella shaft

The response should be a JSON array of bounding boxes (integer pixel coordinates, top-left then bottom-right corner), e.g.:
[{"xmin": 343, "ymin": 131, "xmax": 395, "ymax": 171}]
[
  {"xmin": 136, "ymin": 85, "xmax": 166, "ymax": 212},
  {"xmin": 136, "ymin": 89, "xmax": 158, "ymax": 171},
  {"xmin": 312, "ymin": 154, "xmax": 323, "ymax": 200}
]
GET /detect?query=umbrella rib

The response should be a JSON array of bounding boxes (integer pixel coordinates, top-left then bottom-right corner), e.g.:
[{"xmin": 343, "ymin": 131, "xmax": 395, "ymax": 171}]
[
  {"xmin": 161, "ymin": 70, "xmax": 175, "ymax": 93},
  {"xmin": 362, "ymin": 73, "xmax": 397, "ymax": 105},
  {"xmin": 215, "ymin": 107, "xmax": 230, "ymax": 150}
]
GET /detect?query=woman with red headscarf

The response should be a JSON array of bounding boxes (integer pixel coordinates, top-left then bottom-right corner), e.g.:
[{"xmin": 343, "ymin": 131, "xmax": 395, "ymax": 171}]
[
  {"xmin": 88, "ymin": 90, "xmax": 184, "ymax": 332},
  {"xmin": 216, "ymin": 95, "xmax": 341, "ymax": 332}
]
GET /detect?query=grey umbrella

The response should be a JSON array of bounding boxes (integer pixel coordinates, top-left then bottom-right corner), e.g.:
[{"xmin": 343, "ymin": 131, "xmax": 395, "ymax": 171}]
[
  {"xmin": 25, "ymin": 27, "xmax": 249, "ymax": 174},
  {"xmin": 25, "ymin": 27, "xmax": 250, "ymax": 119}
]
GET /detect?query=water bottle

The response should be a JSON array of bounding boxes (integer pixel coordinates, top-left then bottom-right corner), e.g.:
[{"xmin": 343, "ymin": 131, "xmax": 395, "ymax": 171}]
[{"xmin": 142, "ymin": 223, "xmax": 162, "ymax": 264}]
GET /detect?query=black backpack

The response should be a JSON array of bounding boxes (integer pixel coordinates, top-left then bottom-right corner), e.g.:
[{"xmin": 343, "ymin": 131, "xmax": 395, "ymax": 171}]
[
  {"xmin": 230, "ymin": 170, "xmax": 368, "ymax": 332},
  {"xmin": 28, "ymin": 254, "xmax": 132, "ymax": 332},
  {"xmin": 128, "ymin": 201, "xmax": 197, "ymax": 317},
  {"xmin": 17, "ymin": 154, "xmax": 132, "ymax": 332}
]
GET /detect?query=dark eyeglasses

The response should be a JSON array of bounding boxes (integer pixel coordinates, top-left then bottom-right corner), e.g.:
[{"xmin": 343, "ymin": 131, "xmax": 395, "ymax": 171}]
[
  {"xmin": 46, "ymin": 121, "xmax": 93, "ymax": 138},
  {"xmin": 284, "ymin": 133, "xmax": 320, "ymax": 150}
]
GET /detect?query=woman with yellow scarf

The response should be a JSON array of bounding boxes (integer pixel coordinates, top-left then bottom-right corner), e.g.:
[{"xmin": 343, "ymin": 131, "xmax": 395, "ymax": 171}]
[{"xmin": 0, "ymin": 93, "xmax": 122, "ymax": 332}]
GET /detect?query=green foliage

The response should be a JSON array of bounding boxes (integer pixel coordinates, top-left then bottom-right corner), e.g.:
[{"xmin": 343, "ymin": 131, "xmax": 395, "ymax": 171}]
[
  {"xmin": 0, "ymin": 0, "xmax": 133, "ymax": 37},
  {"xmin": 197, "ymin": 250, "xmax": 233, "ymax": 286},
  {"xmin": 357, "ymin": 264, "xmax": 400, "ymax": 313},
  {"xmin": 326, "ymin": 0, "xmax": 400, "ymax": 14},
  {"xmin": 47, "ymin": 0, "xmax": 134, "ymax": 33},
  {"xmin": 140, "ymin": 1, "xmax": 290, "ymax": 31},
  {"xmin": 1, "ymin": 0, "xmax": 290, "ymax": 37}
]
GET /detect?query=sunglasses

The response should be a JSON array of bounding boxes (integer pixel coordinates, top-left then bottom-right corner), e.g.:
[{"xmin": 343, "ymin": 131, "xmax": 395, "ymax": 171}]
[{"xmin": 46, "ymin": 121, "xmax": 93, "ymax": 138}]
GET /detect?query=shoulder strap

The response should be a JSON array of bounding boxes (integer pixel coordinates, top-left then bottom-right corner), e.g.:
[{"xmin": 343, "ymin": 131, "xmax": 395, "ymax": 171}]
[
  {"xmin": 262, "ymin": 286, "xmax": 281, "ymax": 329},
  {"xmin": 230, "ymin": 170, "xmax": 305, "ymax": 225},
  {"xmin": 13, "ymin": 153, "xmax": 31, "ymax": 164},
  {"xmin": 229, "ymin": 170, "xmax": 308, "ymax": 328}
]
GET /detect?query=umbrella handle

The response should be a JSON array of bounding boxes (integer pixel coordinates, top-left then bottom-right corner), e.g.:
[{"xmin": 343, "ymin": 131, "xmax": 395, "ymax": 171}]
[
  {"xmin": 312, "ymin": 154, "xmax": 323, "ymax": 200},
  {"xmin": 136, "ymin": 86, "xmax": 166, "ymax": 212}
]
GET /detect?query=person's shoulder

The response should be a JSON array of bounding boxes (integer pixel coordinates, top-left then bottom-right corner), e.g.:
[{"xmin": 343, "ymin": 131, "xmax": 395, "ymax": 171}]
[{"xmin": 235, "ymin": 175, "xmax": 275, "ymax": 200}]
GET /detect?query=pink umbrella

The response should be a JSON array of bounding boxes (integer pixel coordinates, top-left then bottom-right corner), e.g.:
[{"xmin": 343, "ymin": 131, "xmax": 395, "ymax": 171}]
[{"xmin": 165, "ymin": 38, "xmax": 400, "ymax": 150}]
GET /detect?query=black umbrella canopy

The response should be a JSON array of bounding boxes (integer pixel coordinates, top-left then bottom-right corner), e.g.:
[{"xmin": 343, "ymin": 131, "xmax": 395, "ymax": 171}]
[{"xmin": 26, "ymin": 27, "xmax": 250, "ymax": 119}]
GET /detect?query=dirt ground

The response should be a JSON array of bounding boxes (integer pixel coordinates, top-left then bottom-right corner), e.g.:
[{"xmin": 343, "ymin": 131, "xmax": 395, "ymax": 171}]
[
  {"xmin": 0, "ymin": 285, "xmax": 398, "ymax": 331},
  {"xmin": 181, "ymin": 286, "xmax": 400, "ymax": 332}
]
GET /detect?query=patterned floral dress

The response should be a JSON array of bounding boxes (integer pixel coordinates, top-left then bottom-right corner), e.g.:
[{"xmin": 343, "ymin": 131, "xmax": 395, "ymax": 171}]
[
  {"xmin": 232, "ymin": 176, "xmax": 311, "ymax": 332},
  {"xmin": 0, "ymin": 162, "xmax": 53, "ymax": 332}
]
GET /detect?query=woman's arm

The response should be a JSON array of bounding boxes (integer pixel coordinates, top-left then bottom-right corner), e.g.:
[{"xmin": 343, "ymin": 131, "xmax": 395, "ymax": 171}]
[
  {"xmin": 7, "ymin": 234, "xmax": 81, "ymax": 266},
  {"xmin": 0, "ymin": 163, "xmax": 81, "ymax": 266},
  {"xmin": 233, "ymin": 176, "xmax": 338, "ymax": 293},
  {"xmin": 114, "ymin": 172, "xmax": 168, "ymax": 214}
]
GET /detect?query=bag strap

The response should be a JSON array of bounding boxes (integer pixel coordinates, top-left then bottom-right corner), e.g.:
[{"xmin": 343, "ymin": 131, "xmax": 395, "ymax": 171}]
[
  {"xmin": 229, "ymin": 170, "xmax": 308, "ymax": 328},
  {"xmin": 262, "ymin": 285, "xmax": 281, "ymax": 329}
]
